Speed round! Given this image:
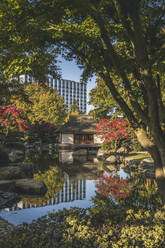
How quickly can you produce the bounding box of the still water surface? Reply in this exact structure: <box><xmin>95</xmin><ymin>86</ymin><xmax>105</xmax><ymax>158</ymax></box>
<box><xmin>0</xmin><ymin>150</ymin><xmax>162</xmax><ymax>226</ymax></box>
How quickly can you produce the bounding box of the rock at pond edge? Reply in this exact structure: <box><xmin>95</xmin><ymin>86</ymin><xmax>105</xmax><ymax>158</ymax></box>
<box><xmin>14</xmin><ymin>179</ymin><xmax>47</xmax><ymax>195</ymax></box>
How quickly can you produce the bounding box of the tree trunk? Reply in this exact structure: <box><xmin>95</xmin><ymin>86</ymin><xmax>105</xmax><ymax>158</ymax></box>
<box><xmin>135</xmin><ymin>128</ymin><xmax>165</xmax><ymax>204</ymax></box>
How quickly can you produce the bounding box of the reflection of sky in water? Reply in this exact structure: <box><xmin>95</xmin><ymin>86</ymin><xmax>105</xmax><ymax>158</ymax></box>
<box><xmin>117</xmin><ymin>167</ymin><xmax>129</xmax><ymax>179</ymax></box>
<box><xmin>0</xmin><ymin>180</ymin><xmax>97</xmax><ymax>226</ymax></box>
<box><xmin>0</xmin><ymin>148</ymin><xmax>129</xmax><ymax>226</ymax></box>
<box><xmin>103</xmin><ymin>167</ymin><xmax>129</xmax><ymax>179</ymax></box>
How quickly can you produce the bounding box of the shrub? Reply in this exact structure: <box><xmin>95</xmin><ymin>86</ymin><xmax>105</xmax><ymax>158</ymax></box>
<box><xmin>1</xmin><ymin>206</ymin><xmax>165</xmax><ymax>248</ymax></box>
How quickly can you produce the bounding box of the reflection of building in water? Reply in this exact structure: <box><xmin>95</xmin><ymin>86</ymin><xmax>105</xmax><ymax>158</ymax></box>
<box><xmin>59</xmin><ymin>151</ymin><xmax>74</xmax><ymax>164</ymax></box>
<box><xmin>59</xmin><ymin>151</ymin><xmax>98</xmax><ymax>164</ymax></box>
<box><xmin>5</xmin><ymin>173</ymin><xmax>86</xmax><ymax>211</ymax></box>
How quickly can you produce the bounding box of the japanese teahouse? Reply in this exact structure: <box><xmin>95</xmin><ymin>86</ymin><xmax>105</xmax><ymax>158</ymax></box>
<box><xmin>57</xmin><ymin>115</ymin><xmax>102</xmax><ymax>146</ymax></box>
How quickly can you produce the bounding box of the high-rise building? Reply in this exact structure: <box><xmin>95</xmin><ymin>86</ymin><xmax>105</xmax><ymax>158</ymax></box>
<box><xmin>5</xmin><ymin>173</ymin><xmax>86</xmax><ymax>211</ymax></box>
<box><xmin>19</xmin><ymin>75</ymin><xmax>87</xmax><ymax>113</ymax></box>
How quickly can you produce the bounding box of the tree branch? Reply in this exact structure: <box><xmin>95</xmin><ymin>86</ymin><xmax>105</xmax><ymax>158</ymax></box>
<box><xmin>100</xmin><ymin>71</ymin><xmax>139</xmax><ymax>128</ymax></box>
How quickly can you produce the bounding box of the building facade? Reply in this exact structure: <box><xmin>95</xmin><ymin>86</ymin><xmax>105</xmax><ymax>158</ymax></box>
<box><xmin>57</xmin><ymin>115</ymin><xmax>102</xmax><ymax>145</ymax></box>
<box><xmin>19</xmin><ymin>75</ymin><xmax>87</xmax><ymax>113</ymax></box>
<box><xmin>5</xmin><ymin>173</ymin><xmax>86</xmax><ymax>211</ymax></box>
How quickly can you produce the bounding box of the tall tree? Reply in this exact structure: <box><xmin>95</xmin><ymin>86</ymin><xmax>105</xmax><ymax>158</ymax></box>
<box><xmin>68</xmin><ymin>99</ymin><xmax>81</xmax><ymax>115</ymax></box>
<box><xmin>31</xmin><ymin>0</ymin><xmax>165</xmax><ymax>182</ymax></box>
<box><xmin>0</xmin><ymin>0</ymin><xmax>60</xmax><ymax>87</ymax></box>
<box><xmin>2</xmin><ymin>0</ymin><xmax>165</xmax><ymax>197</ymax></box>
<box><xmin>11</xmin><ymin>83</ymin><xmax>67</xmax><ymax>127</ymax></box>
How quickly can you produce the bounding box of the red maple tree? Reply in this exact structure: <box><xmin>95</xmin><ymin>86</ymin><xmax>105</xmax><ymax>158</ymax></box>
<box><xmin>96</xmin><ymin>118</ymin><xmax>130</xmax><ymax>143</ymax></box>
<box><xmin>0</xmin><ymin>105</ymin><xmax>28</xmax><ymax>133</ymax></box>
<box><xmin>96</xmin><ymin>173</ymin><xmax>131</xmax><ymax>199</ymax></box>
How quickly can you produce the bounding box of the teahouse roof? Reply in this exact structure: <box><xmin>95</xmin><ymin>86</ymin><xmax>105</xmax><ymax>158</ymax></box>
<box><xmin>57</xmin><ymin>115</ymin><xmax>98</xmax><ymax>134</ymax></box>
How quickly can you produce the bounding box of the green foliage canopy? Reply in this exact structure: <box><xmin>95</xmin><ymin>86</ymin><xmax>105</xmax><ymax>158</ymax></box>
<box><xmin>10</xmin><ymin>83</ymin><xmax>67</xmax><ymax>127</ymax></box>
<box><xmin>1</xmin><ymin>0</ymin><xmax>165</xmax><ymax>178</ymax></box>
<box><xmin>32</xmin><ymin>0</ymin><xmax>165</xmax><ymax>179</ymax></box>
<box><xmin>68</xmin><ymin>99</ymin><xmax>81</xmax><ymax>115</ymax></box>
<box><xmin>89</xmin><ymin>77</ymin><xmax>123</xmax><ymax>120</ymax></box>
<box><xmin>0</xmin><ymin>0</ymin><xmax>60</xmax><ymax>84</ymax></box>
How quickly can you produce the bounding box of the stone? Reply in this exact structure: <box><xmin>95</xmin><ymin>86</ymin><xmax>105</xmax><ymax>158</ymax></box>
<box><xmin>0</xmin><ymin>180</ymin><xmax>15</xmax><ymax>191</ymax></box>
<box><xmin>106</xmin><ymin>165</ymin><xmax>116</xmax><ymax>171</ymax></box>
<box><xmin>93</xmin><ymin>158</ymin><xmax>100</xmax><ymax>164</ymax></box>
<box><xmin>0</xmin><ymin>191</ymin><xmax>20</xmax><ymax>209</ymax></box>
<box><xmin>105</xmin><ymin>155</ymin><xmax>117</xmax><ymax>164</ymax></box>
<box><xmin>0</xmin><ymin>146</ymin><xmax>9</xmax><ymax>166</ymax></box>
<box><xmin>139</xmin><ymin>158</ymin><xmax>154</xmax><ymax>169</ymax></box>
<box><xmin>97</xmin><ymin>148</ymin><xmax>105</xmax><ymax>158</ymax></box>
<box><xmin>97</xmin><ymin>148</ymin><xmax>111</xmax><ymax>160</ymax></box>
<box><xmin>73</xmin><ymin>149</ymin><xmax>87</xmax><ymax>156</ymax></box>
<box><xmin>124</xmin><ymin>158</ymin><xmax>142</xmax><ymax>167</ymax></box>
<box><xmin>14</xmin><ymin>179</ymin><xmax>47</xmax><ymax>195</ymax></box>
<box><xmin>145</xmin><ymin>171</ymin><xmax>155</xmax><ymax>179</ymax></box>
<box><xmin>0</xmin><ymin>164</ymin><xmax>33</xmax><ymax>180</ymax></box>
<box><xmin>8</xmin><ymin>149</ymin><xmax>24</xmax><ymax>163</ymax></box>
<box><xmin>116</xmin><ymin>147</ymin><xmax>128</xmax><ymax>154</ymax></box>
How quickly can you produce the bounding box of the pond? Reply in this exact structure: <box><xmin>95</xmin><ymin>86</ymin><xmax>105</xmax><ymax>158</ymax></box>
<box><xmin>0</xmin><ymin>148</ymin><xmax>163</xmax><ymax>226</ymax></box>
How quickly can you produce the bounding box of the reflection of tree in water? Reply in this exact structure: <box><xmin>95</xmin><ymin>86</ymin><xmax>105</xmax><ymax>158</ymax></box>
<box><xmin>24</xmin><ymin>151</ymin><xmax>59</xmax><ymax>173</ymax></box>
<box><xmin>96</xmin><ymin>174</ymin><xmax>131</xmax><ymax>199</ymax></box>
<box><xmin>22</xmin><ymin>166</ymin><xmax>64</xmax><ymax>205</ymax></box>
<box><xmin>122</xmin><ymin>168</ymin><xmax>163</xmax><ymax>209</ymax></box>
<box><xmin>95</xmin><ymin>171</ymin><xmax>162</xmax><ymax>209</ymax></box>
<box><xmin>123</xmin><ymin>177</ymin><xmax>162</xmax><ymax>210</ymax></box>
<box><xmin>91</xmin><ymin>171</ymin><xmax>163</xmax><ymax>228</ymax></box>
<box><xmin>69</xmin><ymin>179</ymin><xmax>78</xmax><ymax>191</ymax></box>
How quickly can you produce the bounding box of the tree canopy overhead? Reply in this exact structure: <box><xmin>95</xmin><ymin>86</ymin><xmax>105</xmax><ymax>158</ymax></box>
<box><xmin>36</xmin><ymin>0</ymin><xmax>165</xmax><ymax>179</ymax></box>
<box><xmin>1</xmin><ymin>0</ymin><xmax>165</xmax><ymax>185</ymax></box>
<box><xmin>0</xmin><ymin>0</ymin><xmax>61</xmax><ymax>84</ymax></box>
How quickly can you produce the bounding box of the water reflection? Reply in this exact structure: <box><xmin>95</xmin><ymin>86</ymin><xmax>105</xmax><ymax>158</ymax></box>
<box><xmin>96</xmin><ymin>174</ymin><xmax>131</xmax><ymax>199</ymax></box>
<box><xmin>59</xmin><ymin>150</ymin><xmax>99</xmax><ymax>165</ymax></box>
<box><xmin>5</xmin><ymin>173</ymin><xmax>86</xmax><ymax>211</ymax></box>
<box><xmin>0</xmin><ymin>151</ymin><xmax>102</xmax><ymax>225</ymax></box>
<box><xmin>0</xmin><ymin>149</ymin><xmax>164</xmax><ymax>226</ymax></box>
<box><xmin>59</xmin><ymin>151</ymin><xmax>74</xmax><ymax>164</ymax></box>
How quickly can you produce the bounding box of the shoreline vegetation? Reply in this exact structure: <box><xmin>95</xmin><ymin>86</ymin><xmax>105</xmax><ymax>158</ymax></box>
<box><xmin>0</xmin><ymin>203</ymin><xmax>164</xmax><ymax>248</ymax></box>
<box><xmin>0</xmin><ymin>151</ymin><xmax>164</xmax><ymax>248</ymax></box>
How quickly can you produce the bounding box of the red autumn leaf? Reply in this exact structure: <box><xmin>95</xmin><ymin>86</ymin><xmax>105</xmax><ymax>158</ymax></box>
<box><xmin>96</xmin><ymin>118</ymin><xmax>130</xmax><ymax>143</ymax></box>
<box><xmin>96</xmin><ymin>174</ymin><xmax>131</xmax><ymax>199</ymax></box>
<box><xmin>0</xmin><ymin>105</ymin><xmax>28</xmax><ymax>132</ymax></box>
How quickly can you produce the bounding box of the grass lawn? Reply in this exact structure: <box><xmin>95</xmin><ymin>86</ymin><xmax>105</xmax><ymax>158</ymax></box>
<box><xmin>125</xmin><ymin>152</ymin><xmax>151</xmax><ymax>161</ymax></box>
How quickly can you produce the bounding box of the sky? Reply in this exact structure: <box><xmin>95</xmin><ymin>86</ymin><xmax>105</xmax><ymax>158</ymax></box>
<box><xmin>58</xmin><ymin>58</ymin><xmax>96</xmax><ymax>113</ymax></box>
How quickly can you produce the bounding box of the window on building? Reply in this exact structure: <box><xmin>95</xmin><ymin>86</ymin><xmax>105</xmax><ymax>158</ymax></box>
<box><xmin>74</xmin><ymin>134</ymin><xmax>94</xmax><ymax>144</ymax></box>
<box><xmin>55</xmin><ymin>79</ymin><xmax>57</xmax><ymax>87</ymax></box>
<box><xmin>29</xmin><ymin>76</ymin><xmax>32</xmax><ymax>83</ymax></box>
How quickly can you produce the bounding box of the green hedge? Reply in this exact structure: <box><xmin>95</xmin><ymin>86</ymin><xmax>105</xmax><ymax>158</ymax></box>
<box><xmin>1</xmin><ymin>205</ymin><xmax>165</xmax><ymax>248</ymax></box>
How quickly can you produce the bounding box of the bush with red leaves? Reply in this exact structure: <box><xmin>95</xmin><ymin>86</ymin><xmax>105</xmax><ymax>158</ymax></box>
<box><xmin>0</xmin><ymin>105</ymin><xmax>28</xmax><ymax>133</ymax></box>
<box><xmin>96</xmin><ymin>173</ymin><xmax>131</xmax><ymax>199</ymax></box>
<box><xmin>96</xmin><ymin>118</ymin><xmax>130</xmax><ymax>143</ymax></box>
